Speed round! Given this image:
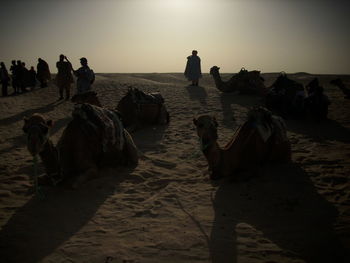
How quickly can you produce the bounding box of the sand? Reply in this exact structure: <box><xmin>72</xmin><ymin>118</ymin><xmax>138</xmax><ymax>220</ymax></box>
<box><xmin>0</xmin><ymin>72</ymin><xmax>349</xmax><ymax>263</ymax></box>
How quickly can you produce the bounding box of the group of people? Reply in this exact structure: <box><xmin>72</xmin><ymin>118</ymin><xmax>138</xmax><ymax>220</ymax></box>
<box><xmin>0</xmin><ymin>55</ymin><xmax>95</xmax><ymax>100</ymax></box>
<box><xmin>56</xmin><ymin>55</ymin><xmax>95</xmax><ymax>100</ymax></box>
<box><xmin>0</xmin><ymin>58</ymin><xmax>51</xmax><ymax>96</ymax></box>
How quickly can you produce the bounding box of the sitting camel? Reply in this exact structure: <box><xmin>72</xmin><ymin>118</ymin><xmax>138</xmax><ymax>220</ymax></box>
<box><xmin>304</xmin><ymin>78</ymin><xmax>331</xmax><ymax>121</ymax></box>
<box><xmin>71</xmin><ymin>91</ymin><xmax>102</xmax><ymax>107</ymax></box>
<box><xmin>330</xmin><ymin>78</ymin><xmax>350</xmax><ymax>99</ymax></box>
<box><xmin>23</xmin><ymin>104</ymin><xmax>138</xmax><ymax>188</ymax></box>
<box><xmin>265</xmin><ymin>72</ymin><xmax>305</xmax><ymax>118</ymax></box>
<box><xmin>117</xmin><ymin>87</ymin><xmax>170</xmax><ymax>131</ymax></box>
<box><xmin>193</xmin><ymin>107</ymin><xmax>291</xmax><ymax>180</ymax></box>
<box><xmin>209</xmin><ymin>66</ymin><xmax>267</xmax><ymax>95</ymax></box>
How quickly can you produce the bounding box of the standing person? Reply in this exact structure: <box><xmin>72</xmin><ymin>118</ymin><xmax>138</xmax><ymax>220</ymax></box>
<box><xmin>28</xmin><ymin>66</ymin><xmax>37</xmax><ymax>90</ymax></box>
<box><xmin>56</xmin><ymin>54</ymin><xmax>73</xmax><ymax>100</ymax></box>
<box><xmin>16</xmin><ymin>60</ymin><xmax>25</xmax><ymax>93</ymax></box>
<box><xmin>21</xmin><ymin>62</ymin><xmax>30</xmax><ymax>92</ymax></box>
<box><xmin>184</xmin><ymin>50</ymin><xmax>202</xmax><ymax>86</ymax></box>
<box><xmin>37</xmin><ymin>58</ymin><xmax>51</xmax><ymax>88</ymax></box>
<box><xmin>70</xmin><ymin>57</ymin><xmax>95</xmax><ymax>94</ymax></box>
<box><xmin>0</xmin><ymin>62</ymin><xmax>10</xmax><ymax>96</ymax></box>
<box><xmin>10</xmin><ymin>60</ymin><xmax>18</xmax><ymax>94</ymax></box>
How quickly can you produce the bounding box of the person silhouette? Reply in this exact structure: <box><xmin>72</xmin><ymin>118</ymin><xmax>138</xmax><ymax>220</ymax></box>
<box><xmin>28</xmin><ymin>66</ymin><xmax>37</xmax><ymax>90</ymax></box>
<box><xmin>70</xmin><ymin>57</ymin><xmax>95</xmax><ymax>94</ymax></box>
<box><xmin>184</xmin><ymin>50</ymin><xmax>202</xmax><ymax>86</ymax></box>
<box><xmin>37</xmin><ymin>58</ymin><xmax>51</xmax><ymax>88</ymax></box>
<box><xmin>0</xmin><ymin>62</ymin><xmax>10</xmax><ymax>96</ymax></box>
<box><xmin>10</xmin><ymin>60</ymin><xmax>18</xmax><ymax>94</ymax></box>
<box><xmin>56</xmin><ymin>54</ymin><xmax>73</xmax><ymax>100</ymax></box>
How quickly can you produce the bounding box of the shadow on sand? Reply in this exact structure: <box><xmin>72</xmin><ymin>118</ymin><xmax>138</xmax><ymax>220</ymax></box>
<box><xmin>0</xmin><ymin>100</ymin><xmax>65</xmax><ymax>126</ymax></box>
<box><xmin>131</xmin><ymin>125</ymin><xmax>168</xmax><ymax>154</ymax></box>
<box><xmin>0</xmin><ymin>169</ymin><xmax>135</xmax><ymax>263</ymax></box>
<box><xmin>210</xmin><ymin>163</ymin><xmax>347</xmax><ymax>263</ymax></box>
<box><xmin>0</xmin><ymin>116</ymin><xmax>71</xmax><ymax>156</ymax></box>
<box><xmin>185</xmin><ymin>85</ymin><xmax>208</xmax><ymax>105</ymax></box>
<box><xmin>286</xmin><ymin>119</ymin><xmax>350</xmax><ymax>143</ymax></box>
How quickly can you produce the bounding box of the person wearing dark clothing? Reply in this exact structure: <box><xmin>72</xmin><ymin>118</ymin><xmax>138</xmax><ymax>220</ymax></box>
<box><xmin>56</xmin><ymin>54</ymin><xmax>73</xmax><ymax>100</ymax></box>
<box><xmin>10</xmin><ymin>60</ymin><xmax>19</xmax><ymax>94</ymax></box>
<box><xmin>20</xmin><ymin>62</ymin><xmax>30</xmax><ymax>92</ymax></box>
<box><xmin>28</xmin><ymin>66</ymin><xmax>37</xmax><ymax>90</ymax></box>
<box><xmin>0</xmin><ymin>62</ymin><xmax>10</xmax><ymax>96</ymax></box>
<box><xmin>37</xmin><ymin>58</ymin><xmax>51</xmax><ymax>88</ymax></box>
<box><xmin>184</xmin><ymin>50</ymin><xmax>202</xmax><ymax>86</ymax></box>
<box><xmin>71</xmin><ymin>57</ymin><xmax>95</xmax><ymax>94</ymax></box>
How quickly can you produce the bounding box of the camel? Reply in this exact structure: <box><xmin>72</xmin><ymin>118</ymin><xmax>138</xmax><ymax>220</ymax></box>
<box><xmin>330</xmin><ymin>78</ymin><xmax>350</xmax><ymax>99</ymax></box>
<box><xmin>193</xmin><ymin>107</ymin><xmax>291</xmax><ymax>180</ymax></box>
<box><xmin>71</xmin><ymin>91</ymin><xmax>102</xmax><ymax>107</ymax></box>
<box><xmin>117</xmin><ymin>87</ymin><xmax>170</xmax><ymax>131</ymax></box>
<box><xmin>23</xmin><ymin>104</ymin><xmax>138</xmax><ymax>188</ymax></box>
<box><xmin>209</xmin><ymin>66</ymin><xmax>267</xmax><ymax>95</ymax></box>
<box><xmin>265</xmin><ymin>72</ymin><xmax>305</xmax><ymax>118</ymax></box>
<box><xmin>304</xmin><ymin>78</ymin><xmax>331</xmax><ymax>121</ymax></box>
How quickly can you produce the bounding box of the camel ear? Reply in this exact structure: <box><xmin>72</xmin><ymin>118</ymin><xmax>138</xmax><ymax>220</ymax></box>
<box><xmin>193</xmin><ymin>118</ymin><xmax>197</xmax><ymax>126</ymax></box>
<box><xmin>46</xmin><ymin>120</ymin><xmax>53</xmax><ymax>128</ymax></box>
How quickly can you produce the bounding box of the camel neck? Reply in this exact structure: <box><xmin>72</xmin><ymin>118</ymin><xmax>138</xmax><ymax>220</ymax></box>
<box><xmin>202</xmin><ymin>141</ymin><xmax>222</xmax><ymax>169</ymax></box>
<box><xmin>212</xmin><ymin>71</ymin><xmax>223</xmax><ymax>88</ymax></box>
<box><xmin>39</xmin><ymin>139</ymin><xmax>60</xmax><ymax>177</ymax></box>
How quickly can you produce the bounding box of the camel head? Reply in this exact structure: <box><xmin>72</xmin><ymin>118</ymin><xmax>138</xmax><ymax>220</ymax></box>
<box><xmin>209</xmin><ymin>66</ymin><xmax>220</xmax><ymax>75</ymax></box>
<box><xmin>23</xmin><ymin>114</ymin><xmax>53</xmax><ymax>156</ymax></box>
<box><xmin>193</xmin><ymin>115</ymin><xmax>218</xmax><ymax>149</ymax></box>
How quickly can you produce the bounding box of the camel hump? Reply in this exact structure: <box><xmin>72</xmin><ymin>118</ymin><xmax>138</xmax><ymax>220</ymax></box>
<box><xmin>129</xmin><ymin>87</ymin><xmax>165</xmax><ymax>104</ymax></box>
<box><xmin>247</xmin><ymin>107</ymin><xmax>287</xmax><ymax>142</ymax></box>
<box><xmin>72</xmin><ymin>103</ymin><xmax>125</xmax><ymax>152</ymax></box>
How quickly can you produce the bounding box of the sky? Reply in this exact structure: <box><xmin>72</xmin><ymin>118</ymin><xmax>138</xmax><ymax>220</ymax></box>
<box><xmin>0</xmin><ymin>0</ymin><xmax>349</xmax><ymax>74</ymax></box>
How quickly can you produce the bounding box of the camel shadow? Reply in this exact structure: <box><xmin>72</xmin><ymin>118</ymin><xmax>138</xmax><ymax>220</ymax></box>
<box><xmin>0</xmin><ymin>100</ymin><xmax>65</xmax><ymax>126</ymax></box>
<box><xmin>0</xmin><ymin>169</ymin><xmax>134</xmax><ymax>263</ymax></box>
<box><xmin>286</xmin><ymin>119</ymin><xmax>350</xmax><ymax>143</ymax></box>
<box><xmin>185</xmin><ymin>85</ymin><xmax>208</xmax><ymax>106</ymax></box>
<box><xmin>131</xmin><ymin>125</ymin><xmax>168</xmax><ymax>153</ymax></box>
<box><xmin>210</xmin><ymin>163</ymin><xmax>348</xmax><ymax>263</ymax></box>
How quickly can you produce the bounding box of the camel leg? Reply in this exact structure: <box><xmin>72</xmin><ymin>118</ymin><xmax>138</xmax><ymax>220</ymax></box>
<box><xmin>123</xmin><ymin>130</ymin><xmax>139</xmax><ymax>166</ymax></box>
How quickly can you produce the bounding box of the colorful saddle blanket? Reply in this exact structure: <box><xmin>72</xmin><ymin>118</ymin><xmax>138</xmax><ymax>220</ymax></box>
<box><xmin>72</xmin><ymin>103</ymin><xmax>124</xmax><ymax>152</ymax></box>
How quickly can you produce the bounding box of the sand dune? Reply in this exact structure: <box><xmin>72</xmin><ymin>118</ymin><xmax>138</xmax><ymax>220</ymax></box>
<box><xmin>0</xmin><ymin>73</ymin><xmax>349</xmax><ymax>262</ymax></box>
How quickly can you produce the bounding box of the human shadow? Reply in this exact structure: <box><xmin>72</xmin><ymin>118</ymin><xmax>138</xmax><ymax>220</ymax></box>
<box><xmin>286</xmin><ymin>119</ymin><xmax>350</xmax><ymax>143</ymax></box>
<box><xmin>185</xmin><ymin>85</ymin><xmax>208</xmax><ymax>106</ymax></box>
<box><xmin>210</xmin><ymin>163</ymin><xmax>348</xmax><ymax>263</ymax></box>
<box><xmin>0</xmin><ymin>100</ymin><xmax>64</xmax><ymax>126</ymax></box>
<box><xmin>0</xmin><ymin>168</ymin><xmax>135</xmax><ymax>263</ymax></box>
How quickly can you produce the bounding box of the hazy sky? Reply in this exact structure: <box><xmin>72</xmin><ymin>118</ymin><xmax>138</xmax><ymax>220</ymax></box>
<box><xmin>0</xmin><ymin>0</ymin><xmax>349</xmax><ymax>74</ymax></box>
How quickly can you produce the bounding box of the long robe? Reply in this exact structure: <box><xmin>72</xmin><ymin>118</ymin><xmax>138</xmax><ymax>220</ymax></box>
<box><xmin>184</xmin><ymin>55</ymin><xmax>202</xmax><ymax>81</ymax></box>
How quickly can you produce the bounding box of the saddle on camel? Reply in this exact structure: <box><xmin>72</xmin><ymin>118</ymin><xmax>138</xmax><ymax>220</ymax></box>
<box><xmin>71</xmin><ymin>90</ymin><xmax>102</xmax><ymax>107</ymax></box>
<box><xmin>117</xmin><ymin>87</ymin><xmax>170</xmax><ymax>131</ymax></box>
<box><xmin>265</xmin><ymin>72</ymin><xmax>305</xmax><ymax>118</ymax></box>
<box><xmin>23</xmin><ymin>103</ymin><xmax>138</xmax><ymax>189</ymax></box>
<box><xmin>193</xmin><ymin>107</ymin><xmax>291</xmax><ymax>180</ymax></box>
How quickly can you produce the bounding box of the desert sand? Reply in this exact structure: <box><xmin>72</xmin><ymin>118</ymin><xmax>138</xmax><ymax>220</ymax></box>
<box><xmin>0</xmin><ymin>72</ymin><xmax>349</xmax><ymax>263</ymax></box>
